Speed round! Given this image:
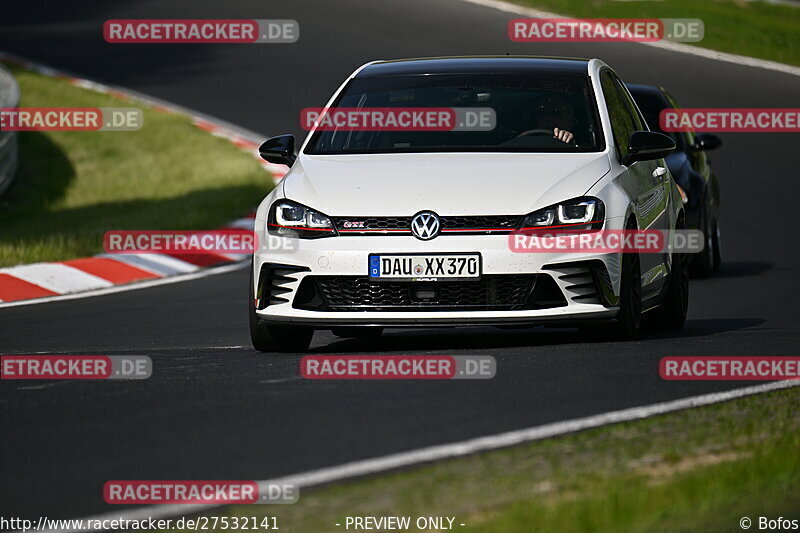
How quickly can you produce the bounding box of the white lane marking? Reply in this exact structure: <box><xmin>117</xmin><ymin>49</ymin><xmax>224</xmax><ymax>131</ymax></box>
<box><xmin>0</xmin><ymin>263</ymin><xmax>113</xmax><ymax>293</ymax></box>
<box><xmin>16</xmin><ymin>382</ymin><xmax>72</xmax><ymax>391</ymax></box>
<box><xmin>260</xmin><ymin>161</ymin><xmax>290</xmax><ymax>178</ymax></box>
<box><xmin>259</xmin><ymin>376</ymin><xmax>303</xmax><ymax>384</ymax></box>
<box><xmin>0</xmin><ymin>262</ymin><xmax>247</xmax><ymax>309</ymax></box>
<box><xmin>37</xmin><ymin>379</ymin><xmax>800</xmax><ymax>532</ymax></box>
<box><xmin>460</xmin><ymin>0</ymin><xmax>800</xmax><ymax>77</ymax></box>
<box><xmin>95</xmin><ymin>254</ymin><xmax>171</xmax><ymax>276</ymax></box>
<box><xmin>129</xmin><ymin>254</ymin><xmax>200</xmax><ymax>273</ymax></box>
<box><xmin>97</xmin><ymin>253</ymin><xmax>200</xmax><ymax>275</ymax></box>
<box><xmin>201</xmin><ymin>346</ymin><xmax>244</xmax><ymax>350</ymax></box>
<box><xmin>219</xmin><ymin>253</ymin><xmax>250</xmax><ymax>261</ymax></box>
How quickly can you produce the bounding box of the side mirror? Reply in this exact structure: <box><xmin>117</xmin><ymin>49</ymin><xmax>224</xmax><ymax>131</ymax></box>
<box><xmin>693</xmin><ymin>133</ymin><xmax>722</xmax><ymax>152</ymax></box>
<box><xmin>623</xmin><ymin>130</ymin><xmax>676</xmax><ymax>166</ymax></box>
<box><xmin>259</xmin><ymin>134</ymin><xmax>296</xmax><ymax>167</ymax></box>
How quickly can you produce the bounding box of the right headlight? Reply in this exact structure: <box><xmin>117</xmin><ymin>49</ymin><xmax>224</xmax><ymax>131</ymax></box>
<box><xmin>268</xmin><ymin>200</ymin><xmax>336</xmax><ymax>239</ymax></box>
<box><xmin>519</xmin><ymin>197</ymin><xmax>605</xmax><ymax>231</ymax></box>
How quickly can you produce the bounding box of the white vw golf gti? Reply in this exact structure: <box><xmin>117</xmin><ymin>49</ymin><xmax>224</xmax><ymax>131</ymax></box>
<box><xmin>250</xmin><ymin>56</ymin><xmax>688</xmax><ymax>352</ymax></box>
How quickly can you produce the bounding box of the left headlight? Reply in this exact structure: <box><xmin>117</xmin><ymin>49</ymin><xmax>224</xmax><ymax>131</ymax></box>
<box><xmin>519</xmin><ymin>197</ymin><xmax>605</xmax><ymax>231</ymax></box>
<box><xmin>268</xmin><ymin>200</ymin><xmax>336</xmax><ymax>238</ymax></box>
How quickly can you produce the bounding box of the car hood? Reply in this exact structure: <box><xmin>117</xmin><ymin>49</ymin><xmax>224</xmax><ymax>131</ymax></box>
<box><xmin>281</xmin><ymin>152</ymin><xmax>611</xmax><ymax>216</ymax></box>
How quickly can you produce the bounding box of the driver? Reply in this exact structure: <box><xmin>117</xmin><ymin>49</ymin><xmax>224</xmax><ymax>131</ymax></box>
<box><xmin>532</xmin><ymin>94</ymin><xmax>575</xmax><ymax>144</ymax></box>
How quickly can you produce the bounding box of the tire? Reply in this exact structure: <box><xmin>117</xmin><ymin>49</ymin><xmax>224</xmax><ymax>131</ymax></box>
<box><xmin>606</xmin><ymin>248</ymin><xmax>643</xmax><ymax>340</ymax></box>
<box><xmin>691</xmin><ymin>195</ymin><xmax>714</xmax><ymax>278</ymax></box>
<box><xmin>250</xmin><ymin>317</ymin><xmax>313</xmax><ymax>353</ymax></box>
<box><xmin>653</xmin><ymin>241</ymin><xmax>690</xmax><ymax>331</ymax></box>
<box><xmin>249</xmin><ymin>261</ymin><xmax>313</xmax><ymax>353</ymax></box>
<box><xmin>711</xmin><ymin>218</ymin><xmax>722</xmax><ymax>270</ymax></box>
<box><xmin>331</xmin><ymin>327</ymin><xmax>384</xmax><ymax>338</ymax></box>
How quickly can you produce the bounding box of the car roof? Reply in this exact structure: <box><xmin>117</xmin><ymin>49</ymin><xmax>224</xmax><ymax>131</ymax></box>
<box><xmin>355</xmin><ymin>56</ymin><xmax>592</xmax><ymax>78</ymax></box>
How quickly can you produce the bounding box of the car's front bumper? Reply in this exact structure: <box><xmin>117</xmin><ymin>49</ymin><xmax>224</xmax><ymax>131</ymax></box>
<box><xmin>252</xmin><ymin>228</ymin><xmax>624</xmax><ymax>328</ymax></box>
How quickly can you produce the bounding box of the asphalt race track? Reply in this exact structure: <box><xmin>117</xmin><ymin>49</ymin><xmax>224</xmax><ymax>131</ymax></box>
<box><xmin>1</xmin><ymin>0</ymin><xmax>799</xmax><ymax>520</ymax></box>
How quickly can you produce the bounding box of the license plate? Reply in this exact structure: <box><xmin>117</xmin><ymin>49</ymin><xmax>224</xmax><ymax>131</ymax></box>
<box><xmin>368</xmin><ymin>253</ymin><xmax>481</xmax><ymax>281</ymax></box>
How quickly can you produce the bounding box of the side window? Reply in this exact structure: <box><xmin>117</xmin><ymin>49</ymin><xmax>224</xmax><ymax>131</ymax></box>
<box><xmin>600</xmin><ymin>70</ymin><xmax>637</xmax><ymax>163</ymax></box>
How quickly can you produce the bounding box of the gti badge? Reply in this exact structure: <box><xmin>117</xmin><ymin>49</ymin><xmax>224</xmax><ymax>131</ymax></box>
<box><xmin>411</xmin><ymin>211</ymin><xmax>441</xmax><ymax>240</ymax></box>
<box><xmin>342</xmin><ymin>220</ymin><xmax>365</xmax><ymax>228</ymax></box>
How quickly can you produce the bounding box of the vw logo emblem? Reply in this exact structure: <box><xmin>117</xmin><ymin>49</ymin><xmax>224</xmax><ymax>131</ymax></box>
<box><xmin>411</xmin><ymin>211</ymin><xmax>441</xmax><ymax>240</ymax></box>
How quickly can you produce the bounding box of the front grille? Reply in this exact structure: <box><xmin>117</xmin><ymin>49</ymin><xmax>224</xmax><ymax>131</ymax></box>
<box><xmin>440</xmin><ymin>215</ymin><xmax>523</xmax><ymax>233</ymax></box>
<box><xmin>293</xmin><ymin>274</ymin><xmax>567</xmax><ymax>312</ymax></box>
<box><xmin>331</xmin><ymin>215</ymin><xmax>523</xmax><ymax>236</ymax></box>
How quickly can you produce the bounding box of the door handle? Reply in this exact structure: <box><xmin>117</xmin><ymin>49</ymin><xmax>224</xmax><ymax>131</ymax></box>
<box><xmin>653</xmin><ymin>167</ymin><xmax>667</xmax><ymax>180</ymax></box>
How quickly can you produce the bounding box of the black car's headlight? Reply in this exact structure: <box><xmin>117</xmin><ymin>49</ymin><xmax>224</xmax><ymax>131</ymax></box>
<box><xmin>519</xmin><ymin>197</ymin><xmax>605</xmax><ymax>231</ymax></box>
<box><xmin>268</xmin><ymin>200</ymin><xmax>336</xmax><ymax>238</ymax></box>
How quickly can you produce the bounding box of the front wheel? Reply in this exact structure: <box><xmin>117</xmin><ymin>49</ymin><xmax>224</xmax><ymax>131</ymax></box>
<box><xmin>249</xmin><ymin>261</ymin><xmax>313</xmax><ymax>353</ymax></box>
<box><xmin>653</xmin><ymin>250</ymin><xmax>690</xmax><ymax>330</ymax></box>
<box><xmin>250</xmin><ymin>317</ymin><xmax>314</xmax><ymax>353</ymax></box>
<box><xmin>607</xmin><ymin>250</ymin><xmax>642</xmax><ymax>340</ymax></box>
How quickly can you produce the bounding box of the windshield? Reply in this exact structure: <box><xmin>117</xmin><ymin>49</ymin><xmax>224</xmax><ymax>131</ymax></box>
<box><xmin>304</xmin><ymin>73</ymin><xmax>604</xmax><ymax>154</ymax></box>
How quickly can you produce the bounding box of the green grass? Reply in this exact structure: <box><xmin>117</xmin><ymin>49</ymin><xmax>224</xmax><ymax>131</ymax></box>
<box><xmin>0</xmin><ymin>65</ymin><xmax>273</xmax><ymax>267</ymax></box>
<box><xmin>200</xmin><ymin>385</ymin><xmax>800</xmax><ymax>533</ymax></box>
<box><xmin>508</xmin><ymin>0</ymin><xmax>800</xmax><ymax>67</ymax></box>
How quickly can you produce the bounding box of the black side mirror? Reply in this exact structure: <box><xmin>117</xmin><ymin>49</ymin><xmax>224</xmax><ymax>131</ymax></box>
<box><xmin>259</xmin><ymin>134</ymin><xmax>296</xmax><ymax>167</ymax></box>
<box><xmin>623</xmin><ymin>130</ymin><xmax>676</xmax><ymax>166</ymax></box>
<box><xmin>693</xmin><ymin>133</ymin><xmax>722</xmax><ymax>152</ymax></box>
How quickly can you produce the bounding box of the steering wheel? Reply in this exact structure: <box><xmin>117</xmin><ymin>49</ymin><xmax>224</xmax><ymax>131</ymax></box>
<box><xmin>513</xmin><ymin>128</ymin><xmax>554</xmax><ymax>139</ymax></box>
<box><xmin>510</xmin><ymin>128</ymin><xmax>579</xmax><ymax>148</ymax></box>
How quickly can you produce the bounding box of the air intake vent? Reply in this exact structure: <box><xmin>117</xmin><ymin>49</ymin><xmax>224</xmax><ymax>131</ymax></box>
<box><xmin>256</xmin><ymin>263</ymin><xmax>310</xmax><ymax>309</ymax></box>
<box><xmin>543</xmin><ymin>260</ymin><xmax>616</xmax><ymax>307</ymax></box>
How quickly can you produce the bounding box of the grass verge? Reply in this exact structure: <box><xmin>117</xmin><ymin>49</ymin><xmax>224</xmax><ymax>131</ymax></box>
<box><xmin>0</xmin><ymin>65</ymin><xmax>272</xmax><ymax>267</ymax></box>
<box><xmin>205</xmin><ymin>385</ymin><xmax>800</xmax><ymax>533</ymax></box>
<box><xmin>506</xmin><ymin>0</ymin><xmax>800</xmax><ymax>67</ymax></box>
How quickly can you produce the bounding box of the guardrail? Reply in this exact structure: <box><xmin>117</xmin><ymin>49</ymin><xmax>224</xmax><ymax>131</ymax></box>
<box><xmin>0</xmin><ymin>62</ymin><xmax>20</xmax><ymax>196</ymax></box>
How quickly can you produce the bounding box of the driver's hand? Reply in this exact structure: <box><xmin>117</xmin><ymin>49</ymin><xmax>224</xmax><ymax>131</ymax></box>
<box><xmin>553</xmin><ymin>128</ymin><xmax>574</xmax><ymax>144</ymax></box>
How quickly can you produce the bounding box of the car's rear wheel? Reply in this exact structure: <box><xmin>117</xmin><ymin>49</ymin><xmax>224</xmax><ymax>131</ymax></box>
<box><xmin>711</xmin><ymin>218</ymin><xmax>722</xmax><ymax>270</ymax></box>
<box><xmin>331</xmin><ymin>327</ymin><xmax>384</xmax><ymax>338</ymax></box>
<box><xmin>249</xmin><ymin>261</ymin><xmax>313</xmax><ymax>353</ymax></box>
